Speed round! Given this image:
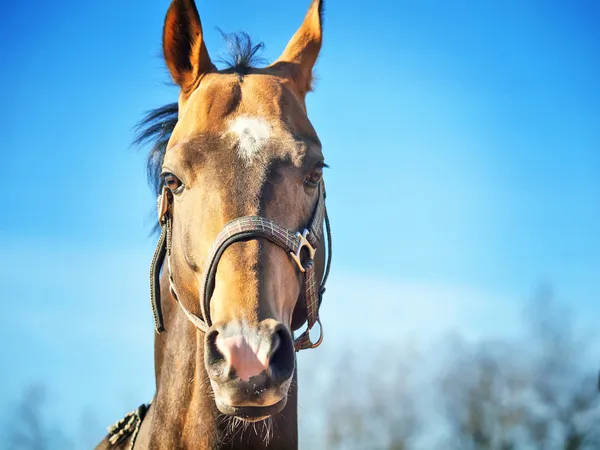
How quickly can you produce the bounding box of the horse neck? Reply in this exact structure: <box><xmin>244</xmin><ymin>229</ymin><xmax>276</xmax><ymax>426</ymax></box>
<box><xmin>146</xmin><ymin>275</ymin><xmax>299</xmax><ymax>450</ymax></box>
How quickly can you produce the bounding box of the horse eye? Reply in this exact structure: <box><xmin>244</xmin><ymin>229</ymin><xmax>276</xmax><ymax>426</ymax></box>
<box><xmin>304</xmin><ymin>167</ymin><xmax>323</xmax><ymax>188</ymax></box>
<box><xmin>164</xmin><ymin>173</ymin><xmax>182</xmax><ymax>192</ymax></box>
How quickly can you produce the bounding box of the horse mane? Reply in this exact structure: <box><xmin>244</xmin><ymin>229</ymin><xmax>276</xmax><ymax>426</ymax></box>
<box><xmin>134</xmin><ymin>102</ymin><xmax>179</xmax><ymax>196</ymax></box>
<box><xmin>216</xmin><ymin>31</ymin><xmax>267</xmax><ymax>75</ymax></box>
<box><xmin>134</xmin><ymin>32</ymin><xmax>266</xmax><ymax>197</ymax></box>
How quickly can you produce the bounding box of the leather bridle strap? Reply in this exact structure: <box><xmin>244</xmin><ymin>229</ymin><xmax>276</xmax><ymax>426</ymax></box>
<box><xmin>149</xmin><ymin>224</ymin><xmax>167</xmax><ymax>333</ymax></box>
<box><xmin>149</xmin><ymin>181</ymin><xmax>331</xmax><ymax>351</ymax></box>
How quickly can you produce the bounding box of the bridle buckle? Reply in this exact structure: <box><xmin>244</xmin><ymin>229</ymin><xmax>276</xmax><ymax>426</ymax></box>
<box><xmin>290</xmin><ymin>229</ymin><xmax>316</xmax><ymax>273</ymax></box>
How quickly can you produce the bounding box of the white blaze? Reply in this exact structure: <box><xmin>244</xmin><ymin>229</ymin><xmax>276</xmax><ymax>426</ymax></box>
<box><xmin>228</xmin><ymin>116</ymin><xmax>271</xmax><ymax>163</ymax></box>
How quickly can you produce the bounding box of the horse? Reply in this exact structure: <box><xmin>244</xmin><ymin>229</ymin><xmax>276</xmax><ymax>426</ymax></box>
<box><xmin>96</xmin><ymin>0</ymin><xmax>332</xmax><ymax>448</ymax></box>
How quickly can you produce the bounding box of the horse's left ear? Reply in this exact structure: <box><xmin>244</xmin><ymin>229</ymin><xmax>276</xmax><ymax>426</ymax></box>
<box><xmin>272</xmin><ymin>0</ymin><xmax>323</xmax><ymax>94</ymax></box>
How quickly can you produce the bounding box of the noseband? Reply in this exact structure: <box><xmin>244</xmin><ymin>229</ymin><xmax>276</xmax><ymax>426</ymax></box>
<box><xmin>149</xmin><ymin>181</ymin><xmax>331</xmax><ymax>351</ymax></box>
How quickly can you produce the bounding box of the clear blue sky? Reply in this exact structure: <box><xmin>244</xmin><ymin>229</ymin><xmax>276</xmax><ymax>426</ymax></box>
<box><xmin>1</xmin><ymin>0</ymin><xmax>599</xmax><ymax>447</ymax></box>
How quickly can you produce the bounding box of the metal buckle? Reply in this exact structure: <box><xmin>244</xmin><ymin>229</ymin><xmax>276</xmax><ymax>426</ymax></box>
<box><xmin>290</xmin><ymin>229</ymin><xmax>316</xmax><ymax>273</ymax></box>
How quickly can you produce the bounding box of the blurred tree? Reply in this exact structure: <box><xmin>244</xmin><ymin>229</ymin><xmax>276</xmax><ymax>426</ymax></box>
<box><xmin>316</xmin><ymin>286</ymin><xmax>599</xmax><ymax>450</ymax></box>
<box><xmin>3</xmin><ymin>385</ymin><xmax>72</xmax><ymax>450</ymax></box>
<box><xmin>522</xmin><ymin>285</ymin><xmax>600</xmax><ymax>450</ymax></box>
<box><xmin>320</xmin><ymin>344</ymin><xmax>422</xmax><ymax>450</ymax></box>
<box><xmin>439</xmin><ymin>342</ymin><xmax>528</xmax><ymax>450</ymax></box>
<box><xmin>437</xmin><ymin>285</ymin><xmax>599</xmax><ymax>450</ymax></box>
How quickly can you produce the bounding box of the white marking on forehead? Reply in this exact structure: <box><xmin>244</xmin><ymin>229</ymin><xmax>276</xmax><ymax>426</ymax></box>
<box><xmin>228</xmin><ymin>116</ymin><xmax>271</xmax><ymax>164</ymax></box>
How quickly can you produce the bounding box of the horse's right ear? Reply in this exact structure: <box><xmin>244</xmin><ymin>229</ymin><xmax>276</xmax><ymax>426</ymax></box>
<box><xmin>163</xmin><ymin>0</ymin><xmax>215</xmax><ymax>93</ymax></box>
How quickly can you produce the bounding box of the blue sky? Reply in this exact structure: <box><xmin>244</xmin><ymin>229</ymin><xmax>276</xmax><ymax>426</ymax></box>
<box><xmin>1</xmin><ymin>0</ymin><xmax>599</xmax><ymax>447</ymax></box>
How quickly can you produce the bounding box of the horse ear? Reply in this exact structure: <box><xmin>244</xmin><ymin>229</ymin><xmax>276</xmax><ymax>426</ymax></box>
<box><xmin>163</xmin><ymin>0</ymin><xmax>215</xmax><ymax>93</ymax></box>
<box><xmin>272</xmin><ymin>0</ymin><xmax>323</xmax><ymax>94</ymax></box>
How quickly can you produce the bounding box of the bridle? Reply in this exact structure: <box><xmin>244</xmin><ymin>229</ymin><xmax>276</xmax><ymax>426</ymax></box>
<box><xmin>148</xmin><ymin>180</ymin><xmax>332</xmax><ymax>351</ymax></box>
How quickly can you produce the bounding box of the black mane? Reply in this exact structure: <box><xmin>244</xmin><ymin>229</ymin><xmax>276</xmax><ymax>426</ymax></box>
<box><xmin>216</xmin><ymin>31</ymin><xmax>267</xmax><ymax>76</ymax></box>
<box><xmin>134</xmin><ymin>33</ymin><xmax>266</xmax><ymax>197</ymax></box>
<box><xmin>134</xmin><ymin>102</ymin><xmax>179</xmax><ymax>197</ymax></box>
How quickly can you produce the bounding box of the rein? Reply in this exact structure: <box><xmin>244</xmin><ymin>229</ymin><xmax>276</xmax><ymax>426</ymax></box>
<box><xmin>148</xmin><ymin>181</ymin><xmax>331</xmax><ymax>351</ymax></box>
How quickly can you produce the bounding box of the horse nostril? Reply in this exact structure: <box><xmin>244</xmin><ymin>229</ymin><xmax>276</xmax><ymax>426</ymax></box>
<box><xmin>268</xmin><ymin>327</ymin><xmax>295</xmax><ymax>382</ymax></box>
<box><xmin>205</xmin><ymin>329</ymin><xmax>224</xmax><ymax>366</ymax></box>
<box><xmin>269</xmin><ymin>329</ymin><xmax>282</xmax><ymax>356</ymax></box>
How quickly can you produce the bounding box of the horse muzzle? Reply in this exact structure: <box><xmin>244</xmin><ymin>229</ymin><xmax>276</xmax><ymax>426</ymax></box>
<box><xmin>204</xmin><ymin>319</ymin><xmax>295</xmax><ymax>419</ymax></box>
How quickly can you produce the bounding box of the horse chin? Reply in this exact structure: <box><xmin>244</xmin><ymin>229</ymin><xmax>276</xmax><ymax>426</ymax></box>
<box><xmin>215</xmin><ymin>395</ymin><xmax>288</xmax><ymax>421</ymax></box>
